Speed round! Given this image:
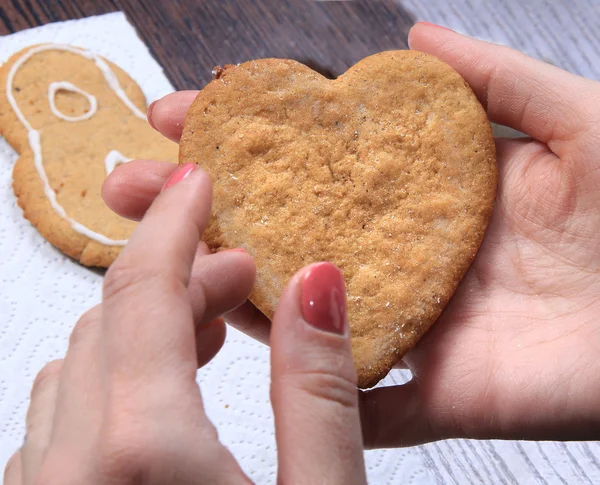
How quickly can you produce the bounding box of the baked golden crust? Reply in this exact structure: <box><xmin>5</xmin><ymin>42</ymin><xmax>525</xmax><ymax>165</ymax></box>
<box><xmin>0</xmin><ymin>44</ymin><xmax>178</xmax><ymax>267</ymax></box>
<box><xmin>180</xmin><ymin>50</ymin><xmax>497</xmax><ymax>388</ymax></box>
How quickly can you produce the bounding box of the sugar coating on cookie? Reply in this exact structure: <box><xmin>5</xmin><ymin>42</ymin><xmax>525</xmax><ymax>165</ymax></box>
<box><xmin>0</xmin><ymin>44</ymin><xmax>178</xmax><ymax>267</ymax></box>
<box><xmin>180</xmin><ymin>51</ymin><xmax>497</xmax><ymax>388</ymax></box>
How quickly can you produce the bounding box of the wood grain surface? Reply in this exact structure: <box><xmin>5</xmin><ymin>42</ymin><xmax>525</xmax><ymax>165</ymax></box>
<box><xmin>0</xmin><ymin>0</ymin><xmax>414</xmax><ymax>88</ymax></box>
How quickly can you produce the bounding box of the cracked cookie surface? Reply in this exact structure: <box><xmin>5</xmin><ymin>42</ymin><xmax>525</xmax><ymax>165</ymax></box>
<box><xmin>180</xmin><ymin>50</ymin><xmax>497</xmax><ymax>388</ymax></box>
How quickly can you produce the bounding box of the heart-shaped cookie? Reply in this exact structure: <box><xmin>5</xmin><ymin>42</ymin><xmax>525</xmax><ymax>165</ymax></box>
<box><xmin>180</xmin><ymin>50</ymin><xmax>497</xmax><ymax>388</ymax></box>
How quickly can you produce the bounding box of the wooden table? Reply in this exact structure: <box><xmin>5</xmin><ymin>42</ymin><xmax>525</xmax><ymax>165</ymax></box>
<box><xmin>0</xmin><ymin>0</ymin><xmax>414</xmax><ymax>88</ymax></box>
<box><xmin>2</xmin><ymin>1</ymin><xmax>600</xmax><ymax>484</ymax></box>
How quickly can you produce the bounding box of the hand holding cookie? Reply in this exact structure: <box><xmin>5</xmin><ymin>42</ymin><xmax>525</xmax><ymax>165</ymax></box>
<box><xmin>103</xmin><ymin>23</ymin><xmax>600</xmax><ymax>447</ymax></box>
<box><xmin>4</xmin><ymin>165</ymin><xmax>367</xmax><ymax>485</ymax></box>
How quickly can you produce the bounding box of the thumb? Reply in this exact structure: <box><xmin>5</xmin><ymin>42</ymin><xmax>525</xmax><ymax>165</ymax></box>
<box><xmin>270</xmin><ymin>263</ymin><xmax>367</xmax><ymax>485</ymax></box>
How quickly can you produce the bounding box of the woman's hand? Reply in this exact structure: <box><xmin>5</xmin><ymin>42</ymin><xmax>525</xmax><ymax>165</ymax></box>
<box><xmin>103</xmin><ymin>22</ymin><xmax>600</xmax><ymax>448</ymax></box>
<box><xmin>4</xmin><ymin>167</ymin><xmax>366</xmax><ymax>484</ymax></box>
<box><xmin>358</xmin><ymin>23</ymin><xmax>600</xmax><ymax>447</ymax></box>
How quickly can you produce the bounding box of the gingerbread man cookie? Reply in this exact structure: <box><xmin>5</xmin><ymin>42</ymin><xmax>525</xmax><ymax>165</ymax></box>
<box><xmin>0</xmin><ymin>44</ymin><xmax>178</xmax><ymax>267</ymax></box>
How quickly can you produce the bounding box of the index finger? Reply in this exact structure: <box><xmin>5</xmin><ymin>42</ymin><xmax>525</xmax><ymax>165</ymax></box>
<box><xmin>102</xmin><ymin>164</ymin><xmax>211</xmax><ymax>382</ymax></box>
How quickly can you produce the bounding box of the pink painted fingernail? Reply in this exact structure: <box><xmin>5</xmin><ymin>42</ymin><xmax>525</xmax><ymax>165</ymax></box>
<box><xmin>147</xmin><ymin>100</ymin><xmax>157</xmax><ymax>130</ymax></box>
<box><xmin>301</xmin><ymin>263</ymin><xmax>347</xmax><ymax>335</ymax></box>
<box><xmin>418</xmin><ymin>21</ymin><xmax>454</xmax><ymax>32</ymax></box>
<box><xmin>224</xmin><ymin>248</ymin><xmax>246</xmax><ymax>253</ymax></box>
<box><xmin>162</xmin><ymin>163</ymin><xmax>196</xmax><ymax>191</ymax></box>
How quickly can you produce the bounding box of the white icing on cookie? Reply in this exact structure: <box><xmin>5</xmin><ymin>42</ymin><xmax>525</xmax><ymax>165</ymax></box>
<box><xmin>48</xmin><ymin>81</ymin><xmax>98</xmax><ymax>122</ymax></box>
<box><xmin>104</xmin><ymin>150</ymin><xmax>132</xmax><ymax>176</ymax></box>
<box><xmin>6</xmin><ymin>44</ymin><xmax>147</xmax><ymax>246</ymax></box>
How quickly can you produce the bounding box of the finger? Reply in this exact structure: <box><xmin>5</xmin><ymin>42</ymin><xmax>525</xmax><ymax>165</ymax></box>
<box><xmin>408</xmin><ymin>22</ymin><xmax>597</xmax><ymax>148</ymax></box>
<box><xmin>36</xmin><ymin>309</ymin><xmax>106</xmax><ymax>484</ymax></box>
<box><xmin>3</xmin><ymin>451</ymin><xmax>22</xmax><ymax>485</ymax></box>
<box><xmin>102</xmin><ymin>160</ymin><xmax>177</xmax><ymax>221</ymax></box>
<box><xmin>21</xmin><ymin>359</ymin><xmax>63</xmax><ymax>485</ymax></box>
<box><xmin>104</xmin><ymin>161</ymin><xmax>262</xmax><ymax>344</ymax></box>
<box><xmin>103</xmin><ymin>156</ymin><xmax>261</xmax><ymax>335</ymax></box>
<box><xmin>359</xmin><ymin>380</ymin><xmax>440</xmax><ymax>448</ymax></box>
<box><xmin>102</xmin><ymin>165</ymin><xmax>213</xmax><ymax>382</ymax></box>
<box><xmin>223</xmin><ymin>300</ymin><xmax>271</xmax><ymax>346</ymax></box>
<box><xmin>48</xmin><ymin>307</ymin><xmax>104</xmax><ymax>449</ymax></box>
<box><xmin>188</xmin><ymin>249</ymin><xmax>255</xmax><ymax>325</ymax></box>
<box><xmin>104</xmin><ymin>162</ymin><xmax>258</xmax><ymax>323</ymax></box>
<box><xmin>271</xmin><ymin>263</ymin><xmax>366</xmax><ymax>485</ymax></box>
<box><xmin>148</xmin><ymin>91</ymin><xmax>199</xmax><ymax>142</ymax></box>
<box><xmin>195</xmin><ymin>318</ymin><xmax>227</xmax><ymax>368</ymax></box>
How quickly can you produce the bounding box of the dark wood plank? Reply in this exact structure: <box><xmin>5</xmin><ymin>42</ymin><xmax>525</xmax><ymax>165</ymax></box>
<box><xmin>0</xmin><ymin>0</ymin><xmax>415</xmax><ymax>90</ymax></box>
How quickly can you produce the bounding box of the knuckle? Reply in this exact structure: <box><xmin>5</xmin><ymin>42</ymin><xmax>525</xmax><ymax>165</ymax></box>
<box><xmin>96</xmin><ymin>398</ymin><xmax>218</xmax><ymax>480</ymax></box>
<box><xmin>103</xmin><ymin>259</ymin><xmax>147</xmax><ymax>301</ymax></box>
<box><xmin>300</xmin><ymin>371</ymin><xmax>358</xmax><ymax>409</ymax></box>
<box><xmin>3</xmin><ymin>451</ymin><xmax>20</xmax><ymax>482</ymax></box>
<box><xmin>31</xmin><ymin>359</ymin><xmax>63</xmax><ymax>399</ymax></box>
<box><xmin>274</xmin><ymin>347</ymin><xmax>360</xmax><ymax>410</ymax></box>
<box><xmin>280</xmin><ymin>364</ymin><xmax>359</xmax><ymax>411</ymax></box>
<box><xmin>99</xmin><ymin>433</ymin><xmax>158</xmax><ymax>479</ymax></box>
<box><xmin>69</xmin><ymin>306</ymin><xmax>100</xmax><ymax>347</ymax></box>
<box><xmin>35</xmin><ymin>452</ymin><xmax>81</xmax><ymax>485</ymax></box>
<box><xmin>99</xmin><ymin>440</ymin><xmax>146</xmax><ymax>479</ymax></box>
<box><xmin>97</xmin><ymin>407</ymin><xmax>160</xmax><ymax>479</ymax></box>
<box><xmin>103</xmin><ymin>258</ymin><xmax>182</xmax><ymax>303</ymax></box>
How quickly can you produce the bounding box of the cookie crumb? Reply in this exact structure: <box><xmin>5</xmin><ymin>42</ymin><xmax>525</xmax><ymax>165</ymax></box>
<box><xmin>212</xmin><ymin>64</ymin><xmax>236</xmax><ymax>80</ymax></box>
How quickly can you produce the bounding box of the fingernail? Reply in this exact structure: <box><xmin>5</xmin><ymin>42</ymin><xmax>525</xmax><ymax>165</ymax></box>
<box><xmin>162</xmin><ymin>163</ymin><xmax>196</xmax><ymax>191</ymax></box>
<box><xmin>223</xmin><ymin>248</ymin><xmax>246</xmax><ymax>253</ymax></box>
<box><xmin>147</xmin><ymin>100</ymin><xmax>157</xmax><ymax>130</ymax></box>
<box><xmin>418</xmin><ymin>21</ymin><xmax>454</xmax><ymax>32</ymax></box>
<box><xmin>301</xmin><ymin>262</ymin><xmax>347</xmax><ymax>335</ymax></box>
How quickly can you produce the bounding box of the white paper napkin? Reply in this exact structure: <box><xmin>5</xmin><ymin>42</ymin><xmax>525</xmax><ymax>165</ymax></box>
<box><xmin>0</xmin><ymin>12</ymin><xmax>424</xmax><ymax>484</ymax></box>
